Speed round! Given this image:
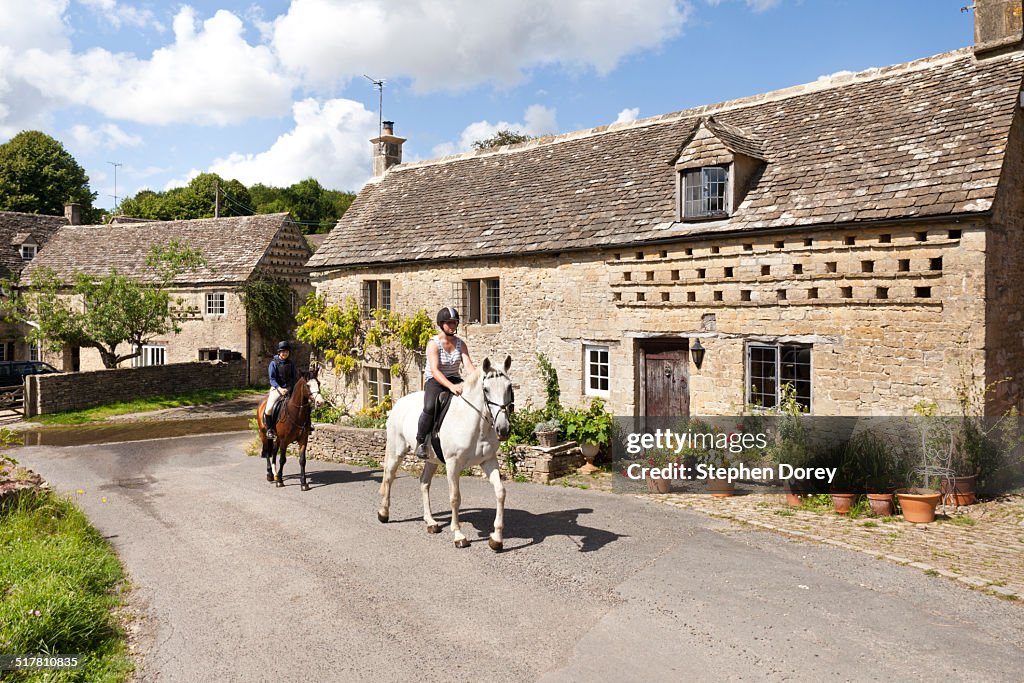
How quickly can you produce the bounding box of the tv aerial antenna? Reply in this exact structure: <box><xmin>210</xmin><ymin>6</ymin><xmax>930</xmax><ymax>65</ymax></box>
<box><xmin>364</xmin><ymin>75</ymin><xmax>385</xmax><ymax>141</ymax></box>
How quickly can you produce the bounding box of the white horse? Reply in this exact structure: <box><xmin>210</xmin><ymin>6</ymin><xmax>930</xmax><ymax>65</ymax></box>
<box><xmin>378</xmin><ymin>356</ymin><xmax>514</xmax><ymax>551</ymax></box>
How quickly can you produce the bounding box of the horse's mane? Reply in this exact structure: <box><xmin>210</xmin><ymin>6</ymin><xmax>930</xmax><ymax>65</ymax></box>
<box><xmin>287</xmin><ymin>374</ymin><xmax>309</xmax><ymax>408</ymax></box>
<box><xmin>462</xmin><ymin>367</ymin><xmax>482</xmax><ymax>389</ymax></box>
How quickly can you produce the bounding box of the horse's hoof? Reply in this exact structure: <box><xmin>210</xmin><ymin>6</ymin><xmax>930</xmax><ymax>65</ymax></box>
<box><xmin>488</xmin><ymin>538</ymin><xmax>504</xmax><ymax>553</ymax></box>
<box><xmin>426</xmin><ymin>524</ymin><xmax>442</xmax><ymax>534</ymax></box>
<box><xmin>377</xmin><ymin>512</ymin><xmax>389</xmax><ymax>524</ymax></box>
<box><xmin>266</xmin><ymin>474</ymin><xmax>274</xmax><ymax>482</ymax></box>
<box><xmin>454</xmin><ymin>538</ymin><xmax>470</xmax><ymax>549</ymax></box>
<box><xmin>275</xmin><ymin>481</ymin><xmax>284</xmax><ymax>488</ymax></box>
<box><xmin>301</xmin><ymin>483</ymin><xmax>310</xmax><ymax>492</ymax></box>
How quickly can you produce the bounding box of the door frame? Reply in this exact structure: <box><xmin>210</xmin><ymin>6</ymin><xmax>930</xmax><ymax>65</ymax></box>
<box><xmin>638</xmin><ymin>337</ymin><xmax>692</xmax><ymax>418</ymax></box>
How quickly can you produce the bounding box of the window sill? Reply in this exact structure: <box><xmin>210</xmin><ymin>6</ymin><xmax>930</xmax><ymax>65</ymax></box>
<box><xmin>465</xmin><ymin>323</ymin><xmax>502</xmax><ymax>334</ymax></box>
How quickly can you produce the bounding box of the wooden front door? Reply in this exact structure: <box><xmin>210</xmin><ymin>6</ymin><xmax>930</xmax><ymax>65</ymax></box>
<box><xmin>645</xmin><ymin>349</ymin><xmax>689</xmax><ymax>417</ymax></box>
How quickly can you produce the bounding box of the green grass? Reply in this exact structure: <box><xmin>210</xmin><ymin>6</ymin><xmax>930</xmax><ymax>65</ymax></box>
<box><xmin>944</xmin><ymin>515</ymin><xmax>977</xmax><ymax>527</ymax></box>
<box><xmin>28</xmin><ymin>387</ymin><xmax>266</xmax><ymax>426</ymax></box>
<box><xmin>0</xmin><ymin>489</ymin><xmax>133</xmax><ymax>682</ymax></box>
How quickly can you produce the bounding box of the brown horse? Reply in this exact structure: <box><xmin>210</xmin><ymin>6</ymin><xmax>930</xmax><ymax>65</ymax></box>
<box><xmin>256</xmin><ymin>371</ymin><xmax>325</xmax><ymax>491</ymax></box>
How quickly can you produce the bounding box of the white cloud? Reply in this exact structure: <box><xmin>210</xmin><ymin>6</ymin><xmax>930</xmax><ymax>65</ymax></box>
<box><xmin>615</xmin><ymin>107</ymin><xmax>640</xmax><ymax>123</ymax></box>
<box><xmin>15</xmin><ymin>7</ymin><xmax>294</xmax><ymax>126</ymax></box>
<box><xmin>79</xmin><ymin>0</ymin><xmax>165</xmax><ymax>32</ymax></box>
<box><xmin>208</xmin><ymin>97</ymin><xmax>377</xmax><ymax>191</ymax></box>
<box><xmin>706</xmin><ymin>0</ymin><xmax>782</xmax><ymax>11</ymax></box>
<box><xmin>431</xmin><ymin>104</ymin><xmax>558</xmax><ymax>157</ymax></box>
<box><xmin>0</xmin><ymin>0</ymin><xmax>71</xmax><ymax>53</ymax></box>
<box><xmin>68</xmin><ymin>122</ymin><xmax>142</xmax><ymax>151</ymax></box>
<box><xmin>272</xmin><ymin>0</ymin><xmax>692</xmax><ymax>91</ymax></box>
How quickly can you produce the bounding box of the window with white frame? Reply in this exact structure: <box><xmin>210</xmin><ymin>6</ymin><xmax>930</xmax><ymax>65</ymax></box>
<box><xmin>20</xmin><ymin>244</ymin><xmax>37</xmax><ymax>261</ymax></box>
<box><xmin>366</xmin><ymin>366</ymin><xmax>392</xmax><ymax>406</ymax></box>
<box><xmin>584</xmin><ymin>345</ymin><xmax>610</xmax><ymax>397</ymax></box>
<box><xmin>361</xmin><ymin>280</ymin><xmax>391</xmax><ymax>318</ymax></box>
<box><xmin>747</xmin><ymin>343</ymin><xmax>811</xmax><ymax>412</ymax></box>
<box><xmin>206</xmin><ymin>292</ymin><xmax>226</xmax><ymax>315</ymax></box>
<box><xmin>459</xmin><ymin>278</ymin><xmax>501</xmax><ymax>324</ymax></box>
<box><xmin>133</xmin><ymin>344</ymin><xmax>167</xmax><ymax>367</ymax></box>
<box><xmin>29</xmin><ymin>343</ymin><xmax>39</xmax><ymax>362</ymax></box>
<box><xmin>682</xmin><ymin>165</ymin><xmax>730</xmax><ymax>220</ymax></box>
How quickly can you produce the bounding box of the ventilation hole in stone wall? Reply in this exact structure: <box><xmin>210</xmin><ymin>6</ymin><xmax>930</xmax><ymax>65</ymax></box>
<box><xmin>613</xmin><ymin>292</ymin><xmax>622</xmax><ymax>301</ymax></box>
<box><xmin>915</xmin><ymin>232</ymin><xmax>928</xmax><ymax>242</ymax></box>
<box><xmin>915</xmin><ymin>286</ymin><xmax>932</xmax><ymax>298</ymax></box>
<box><xmin>841</xmin><ymin>286</ymin><xmax>853</xmax><ymax>298</ymax></box>
<box><xmin>724</xmin><ymin>266</ymin><xmax>734</xmax><ymax>278</ymax></box>
<box><xmin>636</xmin><ymin>251</ymin><xmax>645</xmax><ymax>259</ymax></box>
<box><xmin>646</xmin><ymin>271</ymin><xmax>655</xmax><ymax>281</ymax></box>
<box><xmin>623</xmin><ymin>272</ymin><xmax>632</xmax><ymax>281</ymax></box>
<box><xmin>899</xmin><ymin>259</ymin><xmax>910</xmax><ymax>272</ymax></box>
<box><xmin>877</xmin><ymin>287</ymin><xmax>889</xmax><ymax>299</ymax></box>
<box><xmin>685</xmin><ymin>247</ymin><xmax>693</xmax><ymax>256</ymax></box>
<box><xmin>660</xmin><ymin>250</ymin><xmax>668</xmax><ymax>258</ymax></box>
<box><xmin>741</xmin><ymin>290</ymin><xmax>751</xmax><ymax>301</ymax></box>
<box><xmin>804</xmin><ymin>238</ymin><xmax>813</xmax><ymax>246</ymax></box>
<box><xmin>948</xmin><ymin>229</ymin><xmax>962</xmax><ymax>239</ymax></box>
<box><xmin>861</xmin><ymin>260</ymin><xmax>874</xmax><ymax>273</ymax></box>
<box><xmin>826</xmin><ymin>262</ymin><xmax>837</xmax><ymax>273</ymax></box>
<box><xmin>930</xmin><ymin>257</ymin><xmax>943</xmax><ymax>271</ymax></box>
<box><xmin>687</xmin><ymin>291</ymin><xmax>696</xmax><ymax>302</ymax></box>
<box><xmin>711</xmin><ymin>246</ymin><xmax>721</xmax><ymax>254</ymax></box>
<box><xmin>774</xmin><ymin>240</ymin><xmax>785</xmax><ymax>249</ymax></box>
<box><xmin>762</xmin><ymin>265</ymin><xmax>771</xmax><ymax>276</ymax></box>
<box><xmin>808</xmin><ymin>287</ymin><xmax>819</xmax><ymax>299</ymax></box>
<box><xmin>743</xmin><ymin>244</ymin><xmax>753</xmax><ymax>251</ymax></box>
<box><xmin>697</xmin><ymin>268</ymin><xmax>706</xmax><ymax>278</ymax></box>
<box><xmin>844</xmin><ymin>236</ymin><xmax>856</xmax><ymax>246</ymax></box>
<box><xmin>661</xmin><ymin>292</ymin><xmax>670</xmax><ymax>302</ymax></box>
<box><xmin>777</xmin><ymin>289</ymin><xmax>787</xmax><ymax>301</ymax></box>
<box><xmin>713</xmin><ymin>291</ymin><xmax>723</xmax><ymax>301</ymax></box>
<box><xmin>637</xmin><ymin>292</ymin><xmax>646</xmax><ymax>302</ymax></box>
<box><xmin>879</xmin><ymin>234</ymin><xmax>892</xmax><ymax>243</ymax></box>
<box><xmin>793</xmin><ymin>264</ymin><xmax>803</xmax><ymax>274</ymax></box>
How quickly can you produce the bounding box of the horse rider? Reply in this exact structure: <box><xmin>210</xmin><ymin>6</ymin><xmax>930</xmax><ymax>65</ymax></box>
<box><xmin>414</xmin><ymin>307</ymin><xmax>477</xmax><ymax>459</ymax></box>
<box><xmin>265</xmin><ymin>340</ymin><xmax>297</xmax><ymax>442</ymax></box>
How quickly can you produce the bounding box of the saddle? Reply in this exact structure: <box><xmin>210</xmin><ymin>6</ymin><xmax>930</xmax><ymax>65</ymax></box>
<box><xmin>427</xmin><ymin>391</ymin><xmax>456</xmax><ymax>463</ymax></box>
<box><xmin>267</xmin><ymin>398</ymin><xmax>286</xmax><ymax>429</ymax></box>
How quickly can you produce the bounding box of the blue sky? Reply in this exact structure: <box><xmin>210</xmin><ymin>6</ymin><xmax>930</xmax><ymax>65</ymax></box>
<box><xmin>0</xmin><ymin>1</ymin><xmax>978</xmax><ymax>211</ymax></box>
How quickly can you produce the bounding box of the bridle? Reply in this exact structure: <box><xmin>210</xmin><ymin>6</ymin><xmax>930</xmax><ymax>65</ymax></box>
<box><xmin>477</xmin><ymin>373</ymin><xmax>514</xmax><ymax>434</ymax></box>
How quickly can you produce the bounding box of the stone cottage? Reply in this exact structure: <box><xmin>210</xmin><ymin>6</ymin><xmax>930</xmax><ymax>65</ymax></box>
<box><xmin>307</xmin><ymin>2</ymin><xmax>1024</xmax><ymax>417</ymax></box>
<box><xmin>22</xmin><ymin>213</ymin><xmax>311</xmax><ymax>383</ymax></box>
<box><xmin>0</xmin><ymin>205</ymin><xmax>81</xmax><ymax>361</ymax></box>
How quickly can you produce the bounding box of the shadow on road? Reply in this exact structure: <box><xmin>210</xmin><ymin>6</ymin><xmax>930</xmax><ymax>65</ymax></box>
<box><xmin>392</xmin><ymin>506</ymin><xmax>627</xmax><ymax>553</ymax></box>
<box><xmin>279</xmin><ymin>467</ymin><xmax>381</xmax><ymax>489</ymax></box>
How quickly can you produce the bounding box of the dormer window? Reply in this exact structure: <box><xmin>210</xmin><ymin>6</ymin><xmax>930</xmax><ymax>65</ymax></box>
<box><xmin>20</xmin><ymin>244</ymin><xmax>37</xmax><ymax>261</ymax></box>
<box><xmin>682</xmin><ymin>166</ymin><xmax>730</xmax><ymax>219</ymax></box>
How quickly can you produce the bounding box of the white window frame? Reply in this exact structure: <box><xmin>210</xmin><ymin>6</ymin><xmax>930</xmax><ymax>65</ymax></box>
<box><xmin>20</xmin><ymin>244</ymin><xmax>37</xmax><ymax>261</ymax></box>
<box><xmin>366</xmin><ymin>366</ymin><xmax>392</xmax><ymax>406</ymax></box>
<box><xmin>680</xmin><ymin>164</ymin><xmax>731</xmax><ymax>220</ymax></box>
<box><xmin>206</xmin><ymin>292</ymin><xmax>226</xmax><ymax>315</ymax></box>
<box><xmin>584</xmin><ymin>344</ymin><xmax>610</xmax><ymax>397</ymax></box>
<box><xmin>133</xmin><ymin>344</ymin><xmax>167</xmax><ymax>367</ymax></box>
<box><xmin>746</xmin><ymin>343</ymin><xmax>812</xmax><ymax>412</ymax></box>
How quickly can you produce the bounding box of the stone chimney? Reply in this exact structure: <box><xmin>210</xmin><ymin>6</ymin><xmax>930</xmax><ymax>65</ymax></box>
<box><xmin>974</xmin><ymin>0</ymin><xmax>1023</xmax><ymax>57</ymax></box>
<box><xmin>370</xmin><ymin>120</ymin><xmax>406</xmax><ymax>177</ymax></box>
<box><xmin>64</xmin><ymin>202</ymin><xmax>81</xmax><ymax>225</ymax></box>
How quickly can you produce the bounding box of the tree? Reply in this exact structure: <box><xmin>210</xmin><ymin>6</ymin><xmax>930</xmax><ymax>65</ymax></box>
<box><xmin>4</xmin><ymin>241</ymin><xmax>206</xmax><ymax>368</ymax></box>
<box><xmin>472</xmin><ymin>129</ymin><xmax>535</xmax><ymax>150</ymax></box>
<box><xmin>0</xmin><ymin>131</ymin><xmax>100</xmax><ymax>222</ymax></box>
<box><xmin>238</xmin><ymin>277</ymin><xmax>295</xmax><ymax>354</ymax></box>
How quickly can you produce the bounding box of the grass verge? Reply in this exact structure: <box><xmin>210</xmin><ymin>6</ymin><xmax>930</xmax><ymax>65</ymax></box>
<box><xmin>28</xmin><ymin>387</ymin><xmax>266</xmax><ymax>426</ymax></box>
<box><xmin>0</xmin><ymin>489</ymin><xmax>133</xmax><ymax>682</ymax></box>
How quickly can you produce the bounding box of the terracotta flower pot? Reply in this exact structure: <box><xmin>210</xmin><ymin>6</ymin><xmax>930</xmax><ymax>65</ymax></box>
<box><xmin>646</xmin><ymin>475</ymin><xmax>671</xmax><ymax>494</ymax></box>
<box><xmin>785</xmin><ymin>492</ymin><xmax>805</xmax><ymax>507</ymax></box>
<box><xmin>866</xmin><ymin>493</ymin><xmax>895</xmax><ymax>517</ymax></box>
<box><xmin>709</xmin><ymin>479</ymin><xmax>735</xmax><ymax>497</ymax></box>
<box><xmin>896</xmin><ymin>488</ymin><xmax>941</xmax><ymax>524</ymax></box>
<box><xmin>940</xmin><ymin>475</ymin><xmax>977</xmax><ymax>507</ymax></box>
<box><xmin>831</xmin><ymin>492</ymin><xmax>857</xmax><ymax>514</ymax></box>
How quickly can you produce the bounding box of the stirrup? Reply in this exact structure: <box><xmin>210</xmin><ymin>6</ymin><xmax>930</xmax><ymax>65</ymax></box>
<box><xmin>415</xmin><ymin>441</ymin><xmax>429</xmax><ymax>459</ymax></box>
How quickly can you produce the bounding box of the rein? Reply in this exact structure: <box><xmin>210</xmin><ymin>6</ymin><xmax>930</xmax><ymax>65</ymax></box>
<box><xmin>458</xmin><ymin>375</ymin><xmax>513</xmax><ymax>434</ymax></box>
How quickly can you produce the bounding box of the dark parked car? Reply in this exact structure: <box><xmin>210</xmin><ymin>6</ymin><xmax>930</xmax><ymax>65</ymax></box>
<box><xmin>0</xmin><ymin>361</ymin><xmax>60</xmax><ymax>389</ymax></box>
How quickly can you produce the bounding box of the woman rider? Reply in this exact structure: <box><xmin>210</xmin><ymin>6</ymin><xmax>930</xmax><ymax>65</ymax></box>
<box><xmin>414</xmin><ymin>307</ymin><xmax>476</xmax><ymax>458</ymax></box>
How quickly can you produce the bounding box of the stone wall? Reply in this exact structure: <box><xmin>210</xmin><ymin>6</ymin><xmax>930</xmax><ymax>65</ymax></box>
<box><xmin>306</xmin><ymin>423</ymin><xmax>582</xmax><ymax>483</ymax></box>
<box><xmin>24</xmin><ymin>359</ymin><xmax>246</xmax><ymax>416</ymax></box>
<box><xmin>311</xmin><ymin>217</ymin><xmax>989</xmax><ymax>418</ymax></box>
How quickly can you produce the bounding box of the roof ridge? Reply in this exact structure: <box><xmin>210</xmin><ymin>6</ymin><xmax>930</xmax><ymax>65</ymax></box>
<box><xmin>394</xmin><ymin>47</ymin><xmax>981</xmax><ymax>172</ymax></box>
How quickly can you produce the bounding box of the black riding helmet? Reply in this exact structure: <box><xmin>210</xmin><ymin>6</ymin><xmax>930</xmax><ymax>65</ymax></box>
<box><xmin>277</xmin><ymin>340</ymin><xmax>292</xmax><ymax>352</ymax></box>
<box><xmin>436</xmin><ymin>307</ymin><xmax>460</xmax><ymax>336</ymax></box>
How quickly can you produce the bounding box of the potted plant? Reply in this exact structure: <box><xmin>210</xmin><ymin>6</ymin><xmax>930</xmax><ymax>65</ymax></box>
<box><xmin>561</xmin><ymin>398</ymin><xmax>615</xmax><ymax>473</ymax></box>
<box><xmin>848</xmin><ymin>428</ymin><xmax>910</xmax><ymax>516</ymax></box>
<box><xmin>534</xmin><ymin>418</ymin><xmax>561</xmax><ymax>448</ymax></box>
<box><xmin>897</xmin><ymin>402</ymin><xmax>947</xmax><ymax>523</ymax></box>
<box><xmin>643</xmin><ymin>447</ymin><xmax>676</xmax><ymax>494</ymax></box>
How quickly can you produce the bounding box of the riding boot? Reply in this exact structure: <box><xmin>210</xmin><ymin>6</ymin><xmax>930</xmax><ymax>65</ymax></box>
<box><xmin>266</xmin><ymin>415</ymin><xmax>276</xmax><ymax>442</ymax></box>
<box><xmin>415</xmin><ymin>439</ymin><xmax>429</xmax><ymax>459</ymax></box>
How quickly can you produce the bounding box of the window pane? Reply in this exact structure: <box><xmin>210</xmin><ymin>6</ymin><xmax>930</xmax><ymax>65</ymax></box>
<box><xmin>748</xmin><ymin>346</ymin><xmax>778</xmax><ymax>408</ymax></box>
<box><xmin>381</xmin><ymin>281</ymin><xmax>391</xmax><ymax>311</ymax></box>
<box><xmin>585</xmin><ymin>345</ymin><xmax>610</xmax><ymax>395</ymax></box>
<box><xmin>465</xmin><ymin>280</ymin><xmax>481</xmax><ymax>323</ymax></box>
<box><xmin>781</xmin><ymin>345</ymin><xmax>812</xmax><ymax>411</ymax></box>
<box><xmin>486</xmin><ymin>279</ymin><xmax>500</xmax><ymax>324</ymax></box>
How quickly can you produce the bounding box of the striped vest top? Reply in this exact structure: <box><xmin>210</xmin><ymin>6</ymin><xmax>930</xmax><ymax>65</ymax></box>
<box><xmin>424</xmin><ymin>336</ymin><xmax>462</xmax><ymax>382</ymax></box>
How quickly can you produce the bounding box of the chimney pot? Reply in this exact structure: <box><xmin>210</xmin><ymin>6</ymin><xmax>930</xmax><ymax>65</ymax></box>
<box><xmin>382</xmin><ymin>121</ymin><xmax>394</xmax><ymax>135</ymax></box>
<box><xmin>370</xmin><ymin>121</ymin><xmax>406</xmax><ymax>177</ymax></box>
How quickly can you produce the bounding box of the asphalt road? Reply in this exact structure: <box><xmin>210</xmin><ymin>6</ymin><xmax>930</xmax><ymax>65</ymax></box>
<box><xmin>16</xmin><ymin>432</ymin><xmax>1024</xmax><ymax>682</ymax></box>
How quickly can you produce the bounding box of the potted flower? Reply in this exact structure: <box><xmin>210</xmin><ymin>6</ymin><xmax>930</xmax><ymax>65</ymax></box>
<box><xmin>561</xmin><ymin>398</ymin><xmax>615</xmax><ymax>473</ymax></box>
<box><xmin>533</xmin><ymin>418</ymin><xmax>562</xmax><ymax>448</ymax></box>
<box><xmin>643</xmin><ymin>447</ymin><xmax>676</xmax><ymax>494</ymax></box>
<box><xmin>849</xmin><ymin>428</ymin><xmax>910</xmax><ymax>516</ymax></box>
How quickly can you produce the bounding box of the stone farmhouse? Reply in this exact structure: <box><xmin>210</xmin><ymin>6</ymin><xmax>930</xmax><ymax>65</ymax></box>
<box><xmin>22</xmin><ymin>213</ymin><xmax>311</xmax><ymax>383</ymax></box>
<box><xmin>307</xmin><ymin>2</ymin><xmax>1024</xmax><ymax>418</ymax></box>
<box><xmin>0</xmin><ymin>205</ymin><xmax>82</xmax><ymax>361</ymax></box>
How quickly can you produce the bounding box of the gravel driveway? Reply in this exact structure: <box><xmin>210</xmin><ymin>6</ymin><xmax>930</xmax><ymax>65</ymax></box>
<box><xmin>16</xmin><ymin>432</ymin><xmax>1024</xmax><ymax>682</ymax></box>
